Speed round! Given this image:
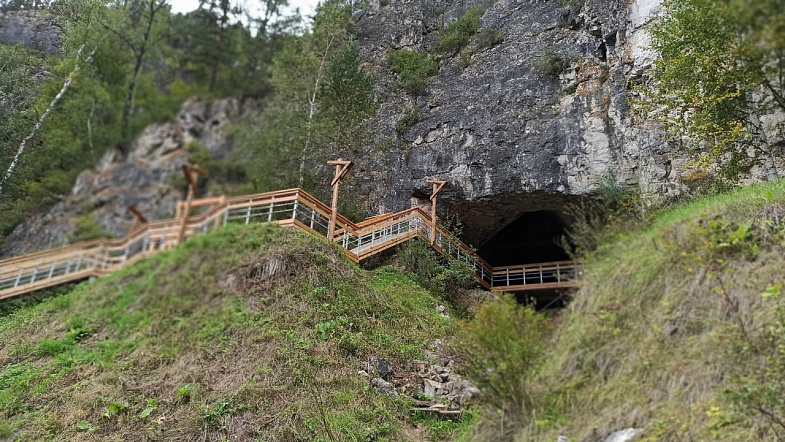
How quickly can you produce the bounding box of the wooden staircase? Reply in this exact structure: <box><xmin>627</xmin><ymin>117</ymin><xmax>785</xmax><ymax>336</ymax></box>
<box><xmin>0</xmin><ymin>188</ymin><xmax>578</xmax><ymax>301</ymax></box>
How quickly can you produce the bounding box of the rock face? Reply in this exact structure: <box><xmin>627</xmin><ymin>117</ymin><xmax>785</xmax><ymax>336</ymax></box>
<box><xmin>349</xmin><ymin>0</ymin><xmax>679</xmax><ymax>245</ymax></box>
<box><xmin>0</xmin><ymin>10</ymin><xmax>62</xmax><ymax>54</ymax></box>
<box><xmin>1</xmin><ymin>98</ymin><xmax>253</xmax><ymax>258</ymax></box>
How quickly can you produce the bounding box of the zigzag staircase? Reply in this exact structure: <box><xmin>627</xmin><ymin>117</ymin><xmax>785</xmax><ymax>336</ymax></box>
<box><xmin>0</xmin><ymin>188</ymin><xmax>578</xmax><ymax>301</ymax></box>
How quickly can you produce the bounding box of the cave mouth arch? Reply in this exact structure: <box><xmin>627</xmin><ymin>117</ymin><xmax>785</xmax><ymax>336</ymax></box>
<box><xmin>477</xmin><ymin>210</ymin><xmax>571</xmax><ymax>267</ymax></box>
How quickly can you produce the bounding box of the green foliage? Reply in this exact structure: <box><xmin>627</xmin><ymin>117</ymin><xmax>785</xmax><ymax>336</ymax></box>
<box><xmin>640</xmin><ymin>0</ymin><xmax>785</xmax><ymax>181</ymax></box>
<box><xmin>395</xmin><ymin>106</ymin><xmax>420</xmax><ymax>134</ymax></box>
<box><xmin>66</xmin><ymin>213</ymin><xmax>114</xmax><ymax>243</ymax></box>
<box><xmin>511</xmin><ymin>180</ymin><xmax>785</xmax><ymax>441</ymax></box>
<box><xmin>387</xmin><ymin>49</ymin><xmax>437</xmax><ymax>95</ymax></box>
<box><xmin>320</xmin><ymin>40</ymin><xmax>379</xmax><ymax>152</ymax></box>
<box><xmin>75</xmin><ymin>420</ymin><xmax>95</xmax><ymax>431</ymax></box>
<box><xmin>138</xmin><ymin>398</ymin><xmax>157</xmax><ymax>419</ymax></box>
<box><xmin>435</xmin><ymin>6</ymin><xmax>484</xmax><ymax>55</ymax></box>
<box><xmin>412</xmin><ymin>408</ymin><xmax>476</xmax><ymax>440</ymax></box>
<box><xmin>537</xmin><ymin>48</ymin><xmax>569</xmax><ymax>77</ymax></box>
<box><xmin>454</xmin><ymin>295</ymin><xmax>546</xmax><ymax>433</ymax></box>
<box><xmin>475</xmin><ymin>27</ymin><xmax>505</xmax><ymax>49</ymax></box>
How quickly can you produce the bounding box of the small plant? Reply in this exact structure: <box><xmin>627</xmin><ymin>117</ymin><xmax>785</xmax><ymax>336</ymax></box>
<box><xmin>139</xmin><ymin>398</ymin><xmax>157</xmax><ymax>419</ymax></box>
<box><xmin>537</xmin><ymin>48</ymin><xmax>569</xmax><ymax>77</ymax></box>
<box><xmin>101</xmin><ymin>402</ymin><xmax>127</xmax><ymax>419</ymax></box>
<box><xmin>387</xmin><ymin>49</ymin><xmax>437</xmax><ymax>95</ymax></box>
<box><xmin>76</xmin><ymin>420</ymin><xmax>95</xmax><ymax>431</ymax></box>
<box><xmin>67</xmin><ymin>213</ymin><xmax>114</xmax><ymax>243</ymax></box>
<box><xmin>202</xmin><ymin>400</ymin><xmax>237</xmax><ymax>427</ymax></box>
<box><xmin>395</xmin><ymin>107</ymin><xmax>420</xmax><ymax>134</ymax></box>
<box><xmin>476</xmin><ymin>27</ymin><xmax>504</xmax><ymax>49</ymax></box>
<box><xmin>435</xmin><ymin>6</ymin><xmax>485</xmax><ymax>55</ymax></box>
<box><xmin>175</xmin><ymin>384</ymin><xmax>192</xmax><ymax>402</ymax></box>
<box><xmin>379</xmin><ymin>0</ymin><xmax>390</xmax><ymax>6</ymax></box>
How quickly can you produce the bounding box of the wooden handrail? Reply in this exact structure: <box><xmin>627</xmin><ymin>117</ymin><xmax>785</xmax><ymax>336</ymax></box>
<box><xmin>0</xmin><ymin>187</ymin><xmax>579</xmax><ymax>300</ymax></box>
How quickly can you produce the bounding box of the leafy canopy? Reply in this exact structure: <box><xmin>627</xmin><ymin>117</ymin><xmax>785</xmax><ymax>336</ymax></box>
<box><xmin>641</xmin><ymin>0</ymin><xmax>785</xmax><ymax>181</ymax></box>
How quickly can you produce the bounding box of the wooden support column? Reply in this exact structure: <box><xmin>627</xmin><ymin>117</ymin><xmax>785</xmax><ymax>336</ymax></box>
<box><xmin>128</xmin><ymin>205</ymin><xmax>148</xmax><ymax>231</ymax></box>
<box><xmin>177</xmin><ymin>165</ymin><xmax>207</xmax><ymax>245</ymax></box>
<box><xmin>425</xmin><ymin>179</ymin><xmax>446</xmax><ymax>245</ymax></box>
<box><xmin>326</xmin><ymin>158</ymin><xmax>353</xmax><ymax>239</ymax></box>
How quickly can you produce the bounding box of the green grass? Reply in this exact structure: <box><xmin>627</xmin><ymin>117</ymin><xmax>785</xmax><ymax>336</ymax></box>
<box><xmin>0</xmin><ymin>223</ymin><xmax>461</xmax><ymax>440</ymax></box>
<box><xmin>506</xmin><ymin>180</ymin><xmax>785</xmax><ymax>441</ymax></box>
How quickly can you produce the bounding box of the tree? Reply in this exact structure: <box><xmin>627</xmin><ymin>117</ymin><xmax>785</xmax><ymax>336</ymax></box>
<box><xmin>101</xmin><ymin>0</ymin><xmax>170</xmax><ymax>142</ymax></box>
<box><xmin>320</xmin><ymin>40</ymin><xmax>378</xmax><ymax>153</ymax></box>
<box><xmin>642</xmin><ymin>0</ymin><xmax>785</xmax><ymax>181</ymax></box>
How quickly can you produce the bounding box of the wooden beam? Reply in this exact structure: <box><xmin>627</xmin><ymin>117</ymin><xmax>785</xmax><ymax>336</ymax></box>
<box><xmin>177</xmin><ymin>165</ymin><xmax>208</xmax><ymax>245</ymax></box>
<box><xmin>425</xmin><ymin>179</ymin><xmax>446</xmax><ymax>245</ymax></box>
<box><xmin>128</xmin><ymin>205</ymin><xmax>148</xmax><ymax>231</ymax></box>
<box><xmin>327</xmin><ymin>158</ymin><xmax>353</xmax><ymax>239</ymax></box>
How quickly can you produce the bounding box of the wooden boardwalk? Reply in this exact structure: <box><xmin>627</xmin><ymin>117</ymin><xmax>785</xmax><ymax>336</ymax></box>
<box><xmin>0</xmin><ymin>188</ymin><xmax>578</xmax><ymax>301</ymax></box>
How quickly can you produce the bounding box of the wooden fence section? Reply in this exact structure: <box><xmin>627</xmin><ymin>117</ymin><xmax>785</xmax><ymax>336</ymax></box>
<box><xmin>0</xmin><ymin>188</ymin><xmax>578</xmax><ymax>300</ymax></box>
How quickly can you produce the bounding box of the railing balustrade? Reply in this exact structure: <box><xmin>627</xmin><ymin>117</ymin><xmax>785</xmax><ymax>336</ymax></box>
<box><xmin>0</xmin><ymin>188</ymin><xmax>578</xmax><ymax>300</ymax></box>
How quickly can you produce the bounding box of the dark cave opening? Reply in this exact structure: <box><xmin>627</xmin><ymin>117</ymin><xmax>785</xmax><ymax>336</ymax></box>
<box><xmin>477</xmin><ymin>210</ymin><xmax>570</xmax><ymax>267</ymax></box>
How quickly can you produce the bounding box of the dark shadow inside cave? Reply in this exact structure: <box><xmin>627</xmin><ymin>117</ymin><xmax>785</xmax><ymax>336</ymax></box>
<box><xmin>477</xmin><ymin>210</ymin><xmax>570</xmax><ymax>267</ymax></box>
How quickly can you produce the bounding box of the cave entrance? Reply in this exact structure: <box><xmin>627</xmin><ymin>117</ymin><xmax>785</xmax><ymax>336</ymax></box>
<box><xmin>477</xmin><ymin>210</ymin><xmax>570</xmax><ymax>267</ymax></box>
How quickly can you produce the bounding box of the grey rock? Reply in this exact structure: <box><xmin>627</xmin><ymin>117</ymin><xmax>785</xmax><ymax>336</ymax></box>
<box><xmin>604</xmin><ymin>428</ymin><xmax>640</xmax><ymax>442</ymax></box>
<box><xmin>371</xmin><ymin>377</ymin><xmax>397</xmax><ymax>398</ymax></box>
<box><xmin>0</xmin><ymin>11</ymin><xmax>62</xmax><ymax>54</ymax></box>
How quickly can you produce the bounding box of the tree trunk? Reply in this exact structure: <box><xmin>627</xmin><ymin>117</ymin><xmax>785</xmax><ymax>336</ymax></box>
<box><xmin>748</xmin><ymin>98</ymin><xmax>780</xmax><ymax>182</ymax></box>
<box><xmin>121</xmin><ymin>50</ymin><xmax>145</xmax><ymax>141</ymax></box>
<box><xmin>298</xmin><ymin>38</ymin><xmax>334</xmax><ymax>187</ymax></box>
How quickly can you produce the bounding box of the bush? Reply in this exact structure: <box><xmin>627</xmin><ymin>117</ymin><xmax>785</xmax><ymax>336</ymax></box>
<box><xmin>453</xmin><ymin>295</ymin><xmax>547</xmax><ymax>433</ymax></box>
<box><xmin>395</xmin><ymin>106</ymin><xmax>420</xmax><ymax>134</ymax></box>
<box><xmin>476</xmin><ymin>27</ymin><xmax>504</xmax><ymax>49</ymax></box>
<box><xmin>537</xmin><ymin>48</ymin><xmax>569</xmax><ymax>77</ymax></box>
<box><xmin>387</xmin><ymin>49</ymin><xmax>438</xmax><ymax>95</ymax></box>
<box><xmin>435</xmin><ymin>6</ymin><xmax>484</xmax><ymax>55</ymax></box>
<box><xmin>67</xmin><ymin>214</ymin><xmax>114</xmax><ymax>243</ymax></box>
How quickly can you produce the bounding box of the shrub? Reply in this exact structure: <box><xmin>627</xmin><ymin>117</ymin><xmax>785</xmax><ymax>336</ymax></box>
<box><xmin>387</xmin><ymin>49</ymin><xmax>437</xmax><ymax>95</ymax></box>
<box><xmin>67</xmin><ymin>214</ymin><xmax>114</xmax><ymax>243</ymax></box>
<box><xmin>453</xmin><ymin>295</ymin><xmax>547</xmax><ymax>431</ymax></box>
<box><xmin>537</xmin><ymin>48</ymin><xmax>569</xmax><ymax>77</ymax></box>
<box><xmin>395</xmin><ymin>106</ymin><xmax>420</xmax><ymax>134</ymax></box>
<box><xmin>476</xmin><ymin>27</ymin><xmax>504</xmax><ymax>49</ymax></box>
<box><xmin>435</xmin><ymin>6</ymin><xmax>485</xmax><ymax>55</ymax></box>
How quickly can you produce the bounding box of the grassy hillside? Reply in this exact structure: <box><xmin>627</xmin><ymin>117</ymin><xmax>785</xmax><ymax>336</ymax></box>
<box><xmin>0</xmin><ymin>224</ymin><xmax>466</xmax><ymax>441</ymax></box>
<box><xmin>513</xmin><ymin>181</ymin><xmax>785</xmax><ymax>441</ymax></box>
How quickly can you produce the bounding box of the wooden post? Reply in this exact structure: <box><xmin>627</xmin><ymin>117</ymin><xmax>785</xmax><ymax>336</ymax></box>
<box><xmin>425</xmin><ymin>179</ymin><xmax>446</xmax><ymax>245</ymax></box>
<box><xmin>128</xmin><ymin>205</ymin><xmax>148</xmax><ymax>231</ymax></box>
<box><xmin>326</xmin><ymin>158</ymin><xmax>353</xmax><ymax>240</ymax></box>
<box><xmin>177</xmin><ymin>165</ymin><xmax>207</xmax><ymax>245</ymax></box>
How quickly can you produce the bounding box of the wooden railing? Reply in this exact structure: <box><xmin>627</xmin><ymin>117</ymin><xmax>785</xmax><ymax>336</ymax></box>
<box><xmin>0</xmin><ymin>188</ymin><xmax>578</xmax><ymax>300</ymax></box>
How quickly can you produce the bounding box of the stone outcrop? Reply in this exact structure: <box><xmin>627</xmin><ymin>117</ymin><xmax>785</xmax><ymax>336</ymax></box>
<box><xmin>348</xmin><ymin>0</ymin><xmax>783</xmax><ymax>246</ymax></box>
<box><xmin>1</xmin><ymin>98</ymin><xmax>253</xmax><ymax>258</ymax></box>
<box><xmin>346</xmin><ymin>0</ymin><xmax>677</xmax><ymax>245</ymax></box>
<box><xmin>0</xmin><ymin>10</ymin><xmax>62</xmax><ymax>54</ymax></box>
